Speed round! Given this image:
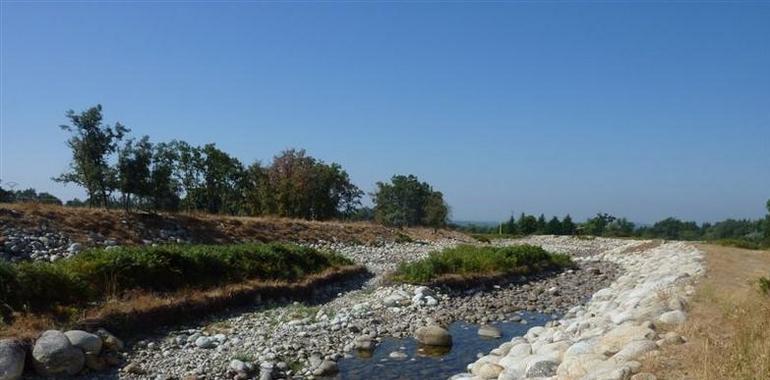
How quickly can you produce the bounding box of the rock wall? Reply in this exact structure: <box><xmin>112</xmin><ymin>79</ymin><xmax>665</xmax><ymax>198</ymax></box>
<box><xmin>455</xmin><ymin>241</ymin><xmax>704</xmax><ymax>380</ymax></box>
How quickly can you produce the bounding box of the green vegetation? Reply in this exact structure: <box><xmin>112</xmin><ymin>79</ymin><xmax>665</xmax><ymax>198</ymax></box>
<box><xmin>371</xmin><ymin>174</ymin><xmax>450</xmax><ymax>228</ymax></box>
<box><xmin>457</xmin><ymin>199</ymin><xmax>770</xmax><ymax>248</ymax></box>
<box><xmin>0</xmin><ymin>184</ymin><xmax>62</xmax><ymax>205</ymax></box>
<box><xmin>0</xmin><ymin>243</ymin><xmax>352</xmax><ymax>313</ymax></box>
<box><xmin>52</xmin><ymin>105</ymin><xmax>364</xmax><ymax>219</ymax></box>
<box><xmin>758</xmin><ymin>276</ymin><xmax>770</xmax><ymax>295</ymax></box>
<box><xmin>393</xmin><ymin>244</ymin><xmax>574</xmax><ymax>284</ymax></box>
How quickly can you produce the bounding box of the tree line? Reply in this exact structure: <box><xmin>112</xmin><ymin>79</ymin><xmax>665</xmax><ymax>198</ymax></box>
<box><xmin>0</xmin><ymin>105</ymin><xmax>450</xmax><ymax>227</ymax></box>
<box><xmin>464</xmin><ymin>201</ymin><xmax>770</xmax><ymax>247</ymax></box>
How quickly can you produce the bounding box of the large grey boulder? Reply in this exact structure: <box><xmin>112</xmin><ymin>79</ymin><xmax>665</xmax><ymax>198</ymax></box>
<box><xmin>478</xmin><ymin>325</ymin><xmax>502</xmax><ymax>338</ymax></box>
<box><xmin>32</xmin><ymin>330</ymin><xmax>85</xmax><ymax>376</ymax></box>
<box><xmin>415</xmin><ymin>325</ymin><xmax>452</xmax><ymax>346</ymax></box>
<box><xmin>64</xmin><ymin>330</ymin><xmax>102</xmax><ymax>354</ymax></box>
<box><xmin>0</xmin><ymin>339</ymin><xmax>25</xmax><ymax>380</ymax></box>
<box><xmin>657</xmin><ymin>310</ymin><xmax>687</xmax><ymax>326</ymax></box>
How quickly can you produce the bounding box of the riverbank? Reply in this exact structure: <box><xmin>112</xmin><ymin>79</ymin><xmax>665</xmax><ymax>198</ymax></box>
<box><xmin>455</xmin><ymin>240</ymin><xmax>704</xmax><ymax>380</ymax></box>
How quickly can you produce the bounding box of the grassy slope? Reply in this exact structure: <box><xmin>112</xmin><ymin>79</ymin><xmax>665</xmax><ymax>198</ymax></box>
<box><xmin>392</xmin><ymin>244</ymin><xmax>574</xmax><ymax>285</ymax></box>
<box><xmin>0</xmin><ymin>203</ymin><xmax>470</xmax><ymax>246</ymax></box>
<box><xmin>642</xmin><ymin>244</ymin><xmax>770</xmax><ymax>379</ymax></box>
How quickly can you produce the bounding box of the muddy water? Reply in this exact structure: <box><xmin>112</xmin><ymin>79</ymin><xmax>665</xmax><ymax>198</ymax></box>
<box><xmin>331</xmin><ymin>312</ymin><xmax>552</xmax><ymax>380</ymax></box>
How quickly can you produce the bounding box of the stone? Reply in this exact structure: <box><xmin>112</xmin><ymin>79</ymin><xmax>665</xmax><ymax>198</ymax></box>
<box><xmin>0</xmin><ymin>339</ymin><xmax>25</xmax><ymax>380</ymax></box>
<box><xmin>84</xmin><ymin>352</ymin><xmax>108</xmax><ymax>371</ymax></box>
<box><xmin>524</xmin><ymin>356</ymin><xmax>559</xmax><ymax>377</ymax></box>
<box><xmin>64</xmin><ymin>330</ymin><xmax>103</xmax><ymax>354</ymax></box>
<box><xmin>195</xmin><ymin>336</ymin><xmax>215</xmax><ymax>349</ymax></box>
<box><xmin>415</xmin><ymin>325</ymin><xmax>452</xmax><ymax>346</ymax></box>
<box><xmin>95</xmin><ymin>328</ymin><xmax>124</xmax><ymax>351</ymax></box>
<box><xmin>597</xmin><ymin>325</ymin><xmax>657</xmax><ymax>355</ymax></box>
<box><xmin>631</xmin><ymin>373</ymin><xmax>657</xmax><ymax>380</ymax></box>
<box><xmin>312</xmin><ymin>360</ymin><xmax>338</xmax><ymax>376</ymax></box>
<box><xmin>660</xmin><ymin>332</ymin><xmax>685</xmax><ymax>345</ymax></box>
<box><xmin>612</xmin><ymin>340</ymin><xmax>658</xmax><ymax>362</ymax></box>
<box><xmin>476</xmin><ymin>363</ymin><xmax>504</xmax><ymax>379</ymax></box>
<box><xmin>229</xmin><ymin>359</ymin><xmax>249</xmax><ymax>374</ymax></box>
<box><xmin>123</xmin><ymin>362</ymin><xmax>145</xmax><ymax>374</ymax></box>
<box><xmin>388</xmin><ymin>351</ymin><xmax>407</xmax><ymax>359</ymax></box>
<box><xmin>478</xmin><ymin>325</ymin><xmax>502</xmax><ymax>338</ymax></box>
<box><xmin>32</xmin><ymin>330</ymin><xmax>85</xmax><ymax>376</ymax></box>
<box><xmin>657</xmin><ymin>310</ymin><xmax>687</xmax><ymax>326</ymax></box>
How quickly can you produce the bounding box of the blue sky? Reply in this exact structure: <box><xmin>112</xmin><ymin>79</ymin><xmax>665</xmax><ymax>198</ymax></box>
<box><xmin>1</xmin><ymin>2</ymin><xmax>768</xmax><ymax>223</ymax></box>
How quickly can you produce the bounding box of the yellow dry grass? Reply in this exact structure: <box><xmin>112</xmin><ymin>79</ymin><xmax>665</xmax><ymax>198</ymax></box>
<box><xmin>0</xmin><ymin>202</ymin><xmax>470</xmax><ymax>244</ymax></box>
<box><xmin>643</xmin><ymin>244</ymin><xmax>770</xmax><ymax>379</ymax></box>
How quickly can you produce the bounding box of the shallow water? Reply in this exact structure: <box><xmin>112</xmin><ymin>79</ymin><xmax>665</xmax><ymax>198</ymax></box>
<box><xmin>331</xmin><ymin>312</ymin><xmax>552</xmax><ymax>380</ymax></box>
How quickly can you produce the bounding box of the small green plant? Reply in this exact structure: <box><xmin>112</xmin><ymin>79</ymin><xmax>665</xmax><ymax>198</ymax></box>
<box><xmin>715</xmin><ymin>239</ymin><xmax>762</xmax><ymax>250</ymax></box>
<box><xmin>392</xmin><ymin>244</ymin><xmax>574</xmax><ymax>284</ymax></box>
<box><xmin>232</xmin><ymin>352</ymin><xmax>255</xmax><ymax>362</ymax></box>
<box><xmin>395</xmin><ymin>233</ymin><xmax>413</xmax><ymax>243</ymax></box>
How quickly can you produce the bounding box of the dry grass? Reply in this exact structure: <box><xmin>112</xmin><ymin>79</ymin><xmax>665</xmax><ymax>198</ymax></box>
<box><xmin>0</xmin><ymin>202</ymin><xmax>470</xmax><ymax>245</ymax></box>
<box><xmin>642</xmin><ymin>244</ymin><xmax>770</xmax><ymax>379</ymax></box>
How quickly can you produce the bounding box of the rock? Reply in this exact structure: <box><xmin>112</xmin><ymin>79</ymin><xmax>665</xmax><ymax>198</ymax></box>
<box><xmin>0</xmin><ymin>339</ymin><xmax>25</xmax><ymax>380</ymax></box>
<box><xmin>259</xmin><ymin>362</ymin><xmax>273</xmax><ymax>380</ymax></box>
<box><xmin>524</xmin><ymin>356</ymin><xmax>559</xmax><ymax>377</ymax></box>
<box><xmin>195</xmin><ymin>336</ymin><xmax>215</xmax><ymax>349</ymax></box>
<box><xmin>598</xmin><ymin>325</ymin><xmax>657</xmax><ymax>355</ymax></box>
<box><xmin>123</xmin><ymin>362</ymin><xmax>145</xmax><ymax>374</ymax></box>
<box><xmin>32</xmin><ymin>330</ymin><xmax>85</xmax><ymax>376</ymax></box>
<box><xmin>612</xmin><ymin>340</ymin><xmax>658</xmax><ymax>362</ymax></box>
<box><xmin>229</xmin><ymin>359</ymin><xmax>249</xmax><ymax>374</ymax></box>
<box><xmin>64</xmin><ymin>330</ymin><xmax>103</xmax><ymax>354</ymax></box>
<box><xmin>415</xmin><ymin>325</ymin><xmax>452</xmax><ymax>346</ymax></box>
<box><xmin>631</xmin><ymin>373</ymin><xmax>657</xmax><ymax>380</ymax></box>
<box><xmin>660</xmin><ymin>332</ymin><xmax>685</xmax><ymax>345</ymax></box>
<box><xmin>657</xmin><ymin>310</ymin><xmax>687</xmax><ymax>326</ymax></box>
<box><xmin>84</xmin><ymin>353</ymin><xmax>108</xmax><ymax>371</ymax></box>
<box><xmin>476</xmin><ymin>363</ymin><xmax>504</xmax><ymax>379</ymax></box>
<box><xmin>388</xmin><ymin>351</ymin><xmax>407</xmax><ymax>359</ymax></box>
<box><xmin>312</xmin><ymin>360</ymin><xmax>338</xmax><ymax>376</ymax></box>
<box><xmin>95</xmin><ymin>328</ymin><xmax>124</xmax><ymax>351</ymax></box>
<box><xmin>478</xmin><ymin>325</ymin><xmax>502</xmax><ymax>338</ymax></box>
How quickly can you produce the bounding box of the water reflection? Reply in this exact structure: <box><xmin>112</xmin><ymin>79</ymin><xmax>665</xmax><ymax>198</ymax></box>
<box><xmin>331</xmin><ymin>312</ymin><xmax>551</xmax><ymax>380</ymax></box>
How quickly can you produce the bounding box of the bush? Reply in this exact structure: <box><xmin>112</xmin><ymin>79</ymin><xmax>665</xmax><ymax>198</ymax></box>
<box><xmin>758</xmin><ymin>277</ymin><xmax>770</xmax><ymax>295</ymax></box>
<box><xmin>714</xmin><ymin>239</ymin><xmax>763</xmax><ymax>250</ymax></box>
<box><xmin>393</xmin><ymin>244</ymin><xmax>574</xmax><ymax>284</ymax></box>
<box><xmin>0</xmin><ymin>243</ymin><xmax>352</xmax><ymax>312</ymax></box>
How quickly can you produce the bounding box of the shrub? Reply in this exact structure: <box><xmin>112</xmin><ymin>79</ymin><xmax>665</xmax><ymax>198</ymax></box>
<box><xmin>0</xmin><ymin>243</ymin><xmax>352</xmax><ymax>312</ymax></box>
<box><xmin>715</xmin><ymin>239</ymin><xmax>763</xmax><ymax>250</ymax></box>
<box><xmin>758</xmin><ymin>277</ymin><xmax>770</xmax><ymax>295</ymax></box>
<box><xmin>393</xmin><ymin>244</ymin><xmax>574</xmax><ymax>284</ymax></box>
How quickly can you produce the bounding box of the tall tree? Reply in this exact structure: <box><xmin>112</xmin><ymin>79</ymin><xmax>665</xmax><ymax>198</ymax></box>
<box><xmin>372</xmin><ymin>174</ymin><xmax>447</xmax><ymax>227</ymax></box>
<box><xmin>561</xmin><ymin>215</ymin><xmax>576</xmax><ymax>235</ymax></box>
<box><xmin>54</xmin><ymin>105</ymin><xmax>128</xmax><ymax>207</ymax></box>
<box><xmin>117</xmin><ymin>136</ymin><xmax>153</xmax><ymax>210</ymax></box>
<box><xmin>149</xmin><ymin>142</ymin><xmax>182</xmax><ymax>211</ymax></box>
<box><xmin>545</xmin><ymin>216</ymin><xmax>563</xmax><ymax>235</ymax></box>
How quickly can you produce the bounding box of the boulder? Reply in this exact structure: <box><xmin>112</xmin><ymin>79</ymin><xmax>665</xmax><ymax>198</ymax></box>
<box><xmin>597</xmin><ymin>325</ymin><xmax>656</xmax><ymax>355</ymax></box>
<box><xmin>612</xmin><ymin>340</ymin><xmax>658</xmax><ymax>362</ymax></box>
<box><xmin>524</xmin><ymin>356</ymin><xmax>559</xmax><ymax>377</ymax></box>
<box><xmin>476</xmin><ymin>363</ymin><xmax>504</xmax><ymax>379</ymax></box>
<box><xmin>95</xmin><ymin>328</ymin><xmax>124</xmax><ymax>351</ymax></box>
<box><xmin>0</xmin><ymin>339</ymin><xmax>25</xmax><ymax>380</ymax></box>
<box><xmin>312</xmin><ymin>360</ymin><xmax>338</xmax><ymax>376</ymax></box>
<box><xmin>32</xmin><ymin>330</ymin><xmax>85</xmax><ymax>376</ymax></box>
<box><xmin>415</xmin><ymin>325</ymin><xmax>452</xmax><ymax>346</ymax></box>
<box><xmin>64</xmin><ymin>330</ymin><xmax>102</xmax><ymax>354</ymax></box>
<box><xmin>657</xmin><ymin>310</ymin><xmax>687</xmax><ymax>326</ymax></box>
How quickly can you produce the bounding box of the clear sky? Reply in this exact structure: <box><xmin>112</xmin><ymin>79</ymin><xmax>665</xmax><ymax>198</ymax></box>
<box><xmin>1</xmin><ymin>2</ymin><xmax>768</xmax><ymax>224</ymax></box>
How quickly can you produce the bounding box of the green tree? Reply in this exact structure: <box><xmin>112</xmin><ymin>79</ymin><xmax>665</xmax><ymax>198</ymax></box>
<box><xmin>583</xmin><ymin>213</ymin><xmax>616</xmax><ymax>236</ymax></box>
<box><xmin>200</xmin><ymin>144</ymin><xmax>245</xmax><ymax>215</ymax></box>
<box><xmin>561</xmin><ymin>215</ymin><xmax>576</xmax><ymax>235</ymax></box>
<box><xmin>605</xmin><ymin>217</ymin><xmax>636</xmax><ymax>237</ymax></box>
<box><xmin>536</xmin><ymin>214</ymin><xmax>547</xmax><ymax>233</ymax></box>
<box><xmin>517</xmin><ymin>213</ymin><xmax>539</xmax><ymax>235</ymax></box>
<box><xmin>55</xmin><ymin>105</ymin><xmax>128</xmax><ymax>207</ymax></box>
<box><xmin>545</xmin><ymin>216</ymin><xmax>562</xmax><ymax>235</ymax></box>
<box><xmin>149</xmin><ymin>142</ymin><xmax>181</xmax><ymax>211</ymax></box>
<box><xmin>372</xmin><ymin>174</ymin><xmax>447</xmax><ymax>227</ymax></box>
<box><xmin>422</xmin><ymin>191</ymin><xmax>450</xmax><ymax>229</ymax></box>
<box><xmin>764</xmin><ymin>199</ymin><xmax>770</xmax><ymax>240</ymax></box>
<box><xmin>117</xmin><ymin>136</ymin><xmax>153</xmax><ymax>210</ymax></box>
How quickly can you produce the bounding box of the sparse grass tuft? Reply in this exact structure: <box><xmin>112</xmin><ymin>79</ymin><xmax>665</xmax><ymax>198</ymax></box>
<box><xmin>392</xmin><ymin>244</ymin><xmax>574</xmax><ymax>284</ymax></box>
